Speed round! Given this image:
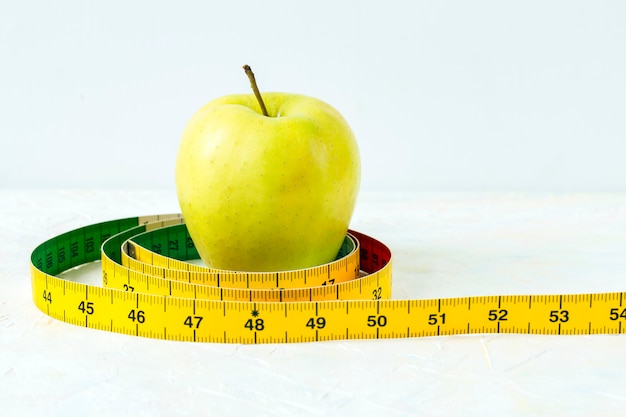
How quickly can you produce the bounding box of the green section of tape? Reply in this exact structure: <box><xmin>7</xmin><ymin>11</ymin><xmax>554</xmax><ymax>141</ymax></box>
<box><xmin>31</xmin><ymin>217</ymin><xmax>140</xmax><ymax>275</ymax></box>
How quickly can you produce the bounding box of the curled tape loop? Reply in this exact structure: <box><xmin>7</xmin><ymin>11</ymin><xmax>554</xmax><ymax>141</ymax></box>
<box><xmin>31</xmin><ymin>215</ymin><xmax>626</xmax><ymax>343</ymax></box>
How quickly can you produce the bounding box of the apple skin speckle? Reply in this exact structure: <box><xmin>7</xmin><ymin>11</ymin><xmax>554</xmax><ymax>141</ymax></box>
<box><xmin>175</xmin><ymin>92</ymin><xmax>360</xmax><ymax>272</ymax></box>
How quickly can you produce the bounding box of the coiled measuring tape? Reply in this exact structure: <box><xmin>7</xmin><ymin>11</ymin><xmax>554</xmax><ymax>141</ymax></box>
<box><xmin>31</xmin><ymin>214</ymin><xmax>626</xmax><ymax>344</ymax></box>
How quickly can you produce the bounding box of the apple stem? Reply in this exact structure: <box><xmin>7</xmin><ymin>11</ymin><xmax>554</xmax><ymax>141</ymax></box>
<box><xmin>243</xmin><ymin>65</ymin><xmax>269</xmax><ymax>117</ymax></box>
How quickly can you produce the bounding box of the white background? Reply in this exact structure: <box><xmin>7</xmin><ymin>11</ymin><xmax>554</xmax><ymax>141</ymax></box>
<box><xmin>2</xmin><ymin>0</ymin><xmax>625</xmax><ymax>192</ymax></box>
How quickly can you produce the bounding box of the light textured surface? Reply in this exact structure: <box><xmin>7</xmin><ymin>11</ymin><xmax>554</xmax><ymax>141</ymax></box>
<box><xmin>2</xmin><ymin>189</ymin><xmax>626</xmax><ymax>416</ymax></box>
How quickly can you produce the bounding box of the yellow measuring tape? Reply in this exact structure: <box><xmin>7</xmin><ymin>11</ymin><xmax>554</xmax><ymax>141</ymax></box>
<box><xmin>31</xmin><ymin>214</ymin><xmax>626</xmax><ymax>343</ymax></box>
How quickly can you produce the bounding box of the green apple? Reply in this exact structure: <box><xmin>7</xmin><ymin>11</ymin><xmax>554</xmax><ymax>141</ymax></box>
<box><xmin>175</xmin><ymin>67</ymin><xmax>360</xmax><ymax>272</ymax></box>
